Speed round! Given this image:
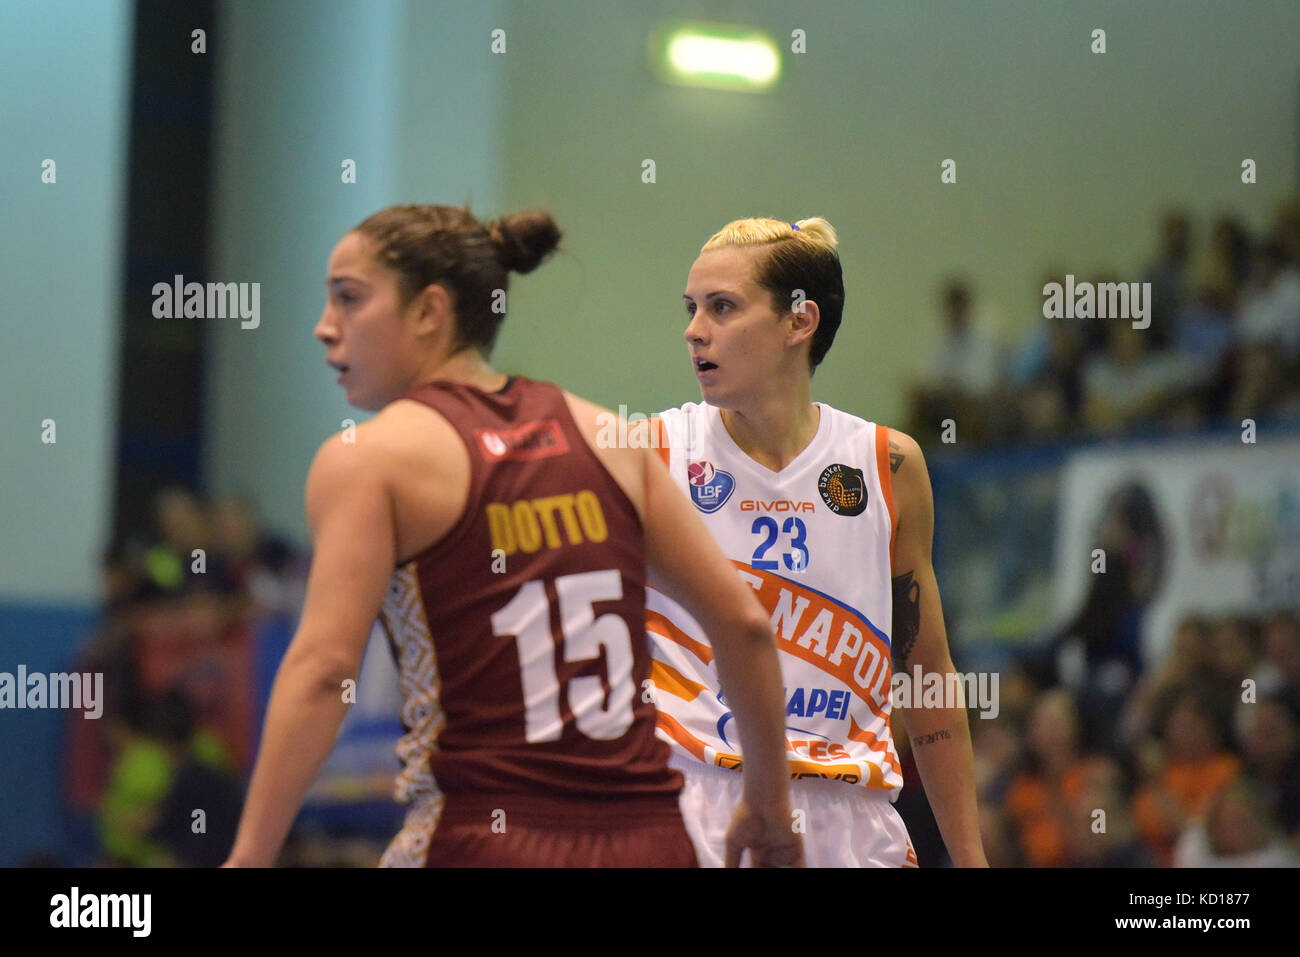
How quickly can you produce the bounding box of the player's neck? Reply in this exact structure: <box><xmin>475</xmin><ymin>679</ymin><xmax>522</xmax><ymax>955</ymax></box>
<box><xmin>412</xmin><ymin>349</ymin><xmax>508</xmax><ymax>393</ymax></box>
<box><xmin>719</xmin><ymin>395</ymin><xmax>819</xmax><ymax>473</ymax></box>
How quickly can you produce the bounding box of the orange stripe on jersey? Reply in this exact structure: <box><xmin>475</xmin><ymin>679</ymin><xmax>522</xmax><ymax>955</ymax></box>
<box><xmin>904</xmin><ymin>841</ymin><xmax>919</xmax><ymax>867</ymax></box>
<box><xmin>651</xmin><ymin>415</ymin><xmax>670</xmax><ymax>468</ymax></box>
<box><xmin>732</xmin><ymin>562</ymin><xmax>892</xmax><ymax>720</ymax></box>
<box><xmin>874</xmin><ymin>424</ymin><xmax>898</xmax><ymax>569</ymax></box>
<box><xmin>650</xmin><ymin>659</ymin><xmax>711</xmax><ymax>702</ymax></box>
<box><xmin>647</xmin><ymin>610</ymin><xmax>713</xmax><ymax>665</ymax></box>
<box><xmin>656</xmin><ymin>710</ymin><xmax>710</xmax><ymax>763</ymax></box>
<box><xmin>850</xmin><ymin>715</ymin><xmax>904</xmax><ymax>780</ymax></box>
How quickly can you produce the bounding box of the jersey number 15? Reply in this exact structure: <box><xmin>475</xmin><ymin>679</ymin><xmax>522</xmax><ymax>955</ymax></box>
<box><xmin>490</xmin><ymin>569</ymin><xmax>636</xmax><ymax>744</ymax></box>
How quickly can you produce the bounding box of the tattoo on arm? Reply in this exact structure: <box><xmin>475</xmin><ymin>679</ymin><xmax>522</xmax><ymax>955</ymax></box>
<box><xmin>888</xmin><ymin>439</ymin><xmax>904</xmax><ymax>474</ymax></box>
<box><xmin>891</xmin><ymin>570</ymin><xmax>921</xmax><ymax>672</ymax></box>
<box><xmin>913</xmin><ymin>728</ymin><xmax>951</xmax><ymax>747</ymax></box>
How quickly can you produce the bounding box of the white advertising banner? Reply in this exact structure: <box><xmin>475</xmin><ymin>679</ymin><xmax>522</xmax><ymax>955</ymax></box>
<box><xmin>1055</xmin><ymin>434</ymin><xmax>1300</xmax><ymax>665</ymax></box>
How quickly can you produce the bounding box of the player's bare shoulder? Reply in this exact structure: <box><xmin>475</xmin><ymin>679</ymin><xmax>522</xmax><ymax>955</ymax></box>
<box><xmin>884</xmin><ymin>428</ymin><xmax>934</xmax><ymax>514</ymax></box>
<box><xmin>561</xmin><ymin>391</ymin><xmax>648</xmax><ymax>519</ymax></box>
<box><xmin>370</xmin><ymin>397</ymin><xmax>468</xmax><ymax>474</ymax></box>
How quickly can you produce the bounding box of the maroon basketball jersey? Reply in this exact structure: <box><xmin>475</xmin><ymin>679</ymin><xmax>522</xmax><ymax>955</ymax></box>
<box><xmin>376</xmin><ymin>376</ymin><xmax>681</xmax><ymax>814</ymax></box>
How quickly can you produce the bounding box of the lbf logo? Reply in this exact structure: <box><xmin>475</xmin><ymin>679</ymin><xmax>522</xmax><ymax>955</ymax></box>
<box><xmin>687</xmin><ymin>460</ymin><xmax>735</xmax><ymax>513</ymax></box>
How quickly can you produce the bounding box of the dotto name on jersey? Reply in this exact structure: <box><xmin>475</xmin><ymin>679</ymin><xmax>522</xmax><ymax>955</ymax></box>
<box><xmin>486</xmin><ymin>490</ymin><xmax>609</xmax><ymax>556</ymax></box>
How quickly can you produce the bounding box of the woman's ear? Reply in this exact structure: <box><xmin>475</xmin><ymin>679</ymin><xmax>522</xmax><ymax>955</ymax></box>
<box><xmin>788</xmin><ymin>297</ymin><xmax>820</xmax><ymax>347</ymax></box>
<box><xmin>409</xmin><ymin>282</ymin><xmax>455</xmax><ymax>336</ymax></box>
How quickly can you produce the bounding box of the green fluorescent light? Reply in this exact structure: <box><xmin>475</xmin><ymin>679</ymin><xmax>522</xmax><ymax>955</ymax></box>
<box><xmin>651</xmin><ymin>23</ymin><xmax>782</xmax><ymax>92</ymax></box>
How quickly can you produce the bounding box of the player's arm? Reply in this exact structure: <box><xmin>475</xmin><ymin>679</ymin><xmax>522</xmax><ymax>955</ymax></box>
<box><xmin>640</xmin><ymin>445</ymin><xmax>802</xmax><ymax>867</ymax></box>
<box><xmin>887</xmin><ymin>429</ymin><xmax>988</xmax><ymax>868</ymax></box>
<box><xmin>224</xmin><ymin>434</ymin><xmax>396</xmax><ymax>867</ymax></box>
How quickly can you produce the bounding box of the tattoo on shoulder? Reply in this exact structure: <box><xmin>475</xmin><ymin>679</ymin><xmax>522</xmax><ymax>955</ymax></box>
<box><xmin>891</xmin><ymin>570</ymin><xmax>920</xmax><ymax>671</ymax></box>
<box><xmin>913</xmin><ymin>728</ymin><xmax>951</xmax><ymax>747</ymax></box>
<box><xmin>888</xmin><ymin>439</ymin><xmax>904</xmax><ymax>474</ymax></box>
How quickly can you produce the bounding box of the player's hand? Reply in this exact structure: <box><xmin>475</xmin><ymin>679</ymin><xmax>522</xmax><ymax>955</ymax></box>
<box><xmin>724</xmin><ymin>797</ymin><xmax>805</xmax><ymax>867</ymax></box>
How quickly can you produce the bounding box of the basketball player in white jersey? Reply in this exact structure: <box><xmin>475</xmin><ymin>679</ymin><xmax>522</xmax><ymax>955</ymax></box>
<box><xmin>644</xmin><ymin>217</ymin><xmax>987</xmax><ymax>867</ymax></box>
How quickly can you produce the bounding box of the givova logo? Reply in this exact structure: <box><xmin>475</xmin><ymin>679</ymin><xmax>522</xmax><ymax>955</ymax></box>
<box><xmin>687</xmin><ymin>460</ymin><xmax>735</xmax><ymax>513</ymax></box>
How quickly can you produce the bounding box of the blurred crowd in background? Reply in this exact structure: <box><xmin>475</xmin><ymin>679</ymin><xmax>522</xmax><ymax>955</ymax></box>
<box><xmin>909</xmin><ymin>196</ymin><xmax>1300</xmax><ymax>446</ymax></box>
<box><xmin>49</xmin><ymin>197</ymin><xmax>1300</xmax><ymax>867</ymax></box>
<box><xmin>52</xmin><ymin>489</ymin><xmax>309</xmax><ymax>867</ymax></box>
<box><xmin>897</xmin><ymin>610</ymin><xmax>1300</xmax><ymax>867</ymax></box>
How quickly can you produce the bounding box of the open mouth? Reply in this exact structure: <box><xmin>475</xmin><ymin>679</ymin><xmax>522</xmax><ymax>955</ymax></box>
<box><xmin>694</xmin><ymin>358</ymin><xmax>718</xmax><ymax>372</ymax></box>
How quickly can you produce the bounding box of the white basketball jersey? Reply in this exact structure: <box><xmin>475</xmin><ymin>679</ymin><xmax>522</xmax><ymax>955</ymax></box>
<box><xmin>646</xmin><ymin>401</ymin><xmax>904</xmax><ymax>797</ymax></box>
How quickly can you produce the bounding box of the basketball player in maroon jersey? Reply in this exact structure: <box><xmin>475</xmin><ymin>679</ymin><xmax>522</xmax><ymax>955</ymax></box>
<box><xmin>222</xmin><ymin>205</ymin><xmax>801</xmax><ymax>867</ymax></box>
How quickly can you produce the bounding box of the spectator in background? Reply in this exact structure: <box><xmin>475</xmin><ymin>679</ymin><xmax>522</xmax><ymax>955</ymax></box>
<box><xmin>146</xmin><ymin>689</ymin><xmax>243</xmax><ymax>867</ymax></box>
<box><xmin>1143</xmin><ymin>210</ymin><xmax>1193</xmax><ymax>348</ymax></box>
<box><xmin>1054</xmin><ymin>482</ymin><xmax>1165</xmax><ymax>748</ymax></box>
<box><xmin>138</xmin><ymin>487</ymin><xmax>211</xmax><ymax>600</ymax></box>
<box><xmin>1061</xmin><ymin>757</ymin><xmax>1154</xmax><ymax>867</ymax></box>
<box><xmin>1132</xmin><ymin>684</ymin><xmax>1240</xmax><ymax>867</ymax></box>
<box><xmin>1173</xmin><ymin>777</ymin><xmax>1300</xmax><ymax>867</ymax></box>
<box><xmin>971</xmin><ymin>714</ymin><xmax>1022</xmax><ymax>808</ymax></box>
<box><xmin>1229</xmin><ymin>237</ymin><xmax>1300</xmax><ymax>420</ymax></box>
<box><xmin>1171</xmin><ymin>279</ymin><xmax>1236</xmax><ymax>420</ymax></box>
<box><xmin>1012</xmin><ymin>269</ymin><xmax>1086</xmax><ymax>439</ymax></box>
<box><xmin>978</xmin><ymin>805</ymin><xmax>1021</xmax><ymax>868</ymax></box>
<box><xmin>97</xmin><ymin>685</ymin><xmax>237</xmax><ymax>866</ymax></box>
<box><xmin>1235</xmin><ymin>695</ymin><xmax>1300</xmax><ymax>842</ymax></box>
<box><xmin>1205</xmin><ymin>616</ymin><xmax>1260</xmax><ymax>701</ymax></box>
<box><xmin>1187</xmin><ymin>216</ymin><xmax>1252</xmax><ymax>313</ymax></box>
<box><xmin>1235</xmin><ymin>237</ymin><xmax>1300</xmax><ymax>356</ymax></box>
<box><xmin>909</xmin><ymin>277</ymin><xmax>1005</xmax><ymax>444</ymax></box>
<box><xmin>208</xmin><ymin>495</ymin><xmax>306</xmax><ymax>615</ymax></box>
<box><xmin>1082</xmin><ymin>302</ymin><xmax>1199</xmax><ymax>435</ymax></box>
<box><xmin>1004</xmin><ymin>690</ymin><xmax>1100</xmax><ymax>867</ymax></box>
<box><xmin>1119</xmin><ymin>615</ymin><xmax>1214</xmax><ymax>750</ymax></box>
<box><xmin>1260</xmin><ymin>611</ymin><xmax>1300</xmax><ymax>718</ymax></box>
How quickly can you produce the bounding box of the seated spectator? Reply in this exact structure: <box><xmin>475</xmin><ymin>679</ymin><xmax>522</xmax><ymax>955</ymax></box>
<box><xmin>1173</xmin><ymin>777</ymin><xmax>1300</xmax><ymax>867</ymax></box>
<box><xmin>1082</xmin><ymin>320</ymin><xmax>1194</xmax><ymax>434</ymax></box>
<box><xmin>1012</xmin><ymin>272</ymin><xmax>1087</xmax><ymax>438</ymax></box>
<box><xmin>1143</xmin><ymin>210</ymin><xmax>1193</xmax><ymax>348</ymax></box>
<box><xmin>1132</xmin><ymin>684</ymin><xmax>1241</xmax><ymax>867</ymax></box>
<box><xmin>1260</xmin><ymin>611</ymin><xmax>1300</xmax><ymax>717</ymax></box>
<box><xmin>1205</xmin><ymin>616</ymin><xmax>1261</xmax><ymax>700</ymax></box>
<box><xmin>1119</xmin><ymin>615</ymin><xmax>1214</xmax><ymax>750</ymax></box>
<box><xmin>1236</xmin><ymin>237</ymin><xmax>1300</xmax><ymax>357</ymax></box>
<box><xmin>971</xmin><ymin>715</ymin><xmax>1022</xmax><ymax>808</ymax></box>
<box><xmin>138</xmin><ymin>487</ymin><xmax>212</xmax><ymax>600</ymax></box>
<box><xmin>979</xmin><ymin>805</ymin><xmax>1022</xmax><ymax>869</ymax></box>
<box><xmin>1171</xmin><ymin>280</ymin><xmax>1236</xmax><ymax>384</ymax></box>
<box><xmin>908</xmin><ymin>277</ymin><xmax>1006</xmax><ymax>444</ymax></box>
<box><xmin>147</xmin><ymin>689</ymin><xmax>243</xmax><ymax>867</ymax></box>
<box><xmin>96</xmin><ymin>685</ymin><xmax>237</xmax><ymax>866</ymax></box>
<box><xmin>1061</xmin><ymin>757</ymin><xmax>1154</xmax><ymax>867</ymax></box>
<box><xmin>1228</xmin><ymin>238</ymin><xmax>1300</xmax><ymax>419</ymax></box>
<box><xmin>1235</xmin><ymin>695</ymin><xmax>1300</xmax><ymax>841</ymax></box>
<box><xmin>1186</xmin><ymin>215</ymin><xmax>1252</xmax><ymax>313</ymax></box>
<box><xmin>1004</xmin><ymin>690</ymin><xmax>1101</xmax><ymax>866</ymax></box>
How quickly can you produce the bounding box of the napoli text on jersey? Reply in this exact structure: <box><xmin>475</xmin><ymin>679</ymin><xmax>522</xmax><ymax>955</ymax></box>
<box><xmin>646</xmin><ymin>401</ymin><xmax>905</xmax><ymax>797</ymax></box>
